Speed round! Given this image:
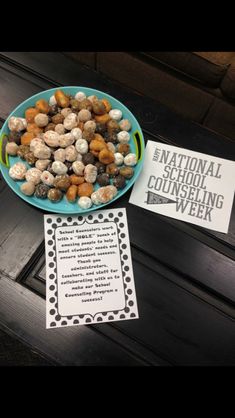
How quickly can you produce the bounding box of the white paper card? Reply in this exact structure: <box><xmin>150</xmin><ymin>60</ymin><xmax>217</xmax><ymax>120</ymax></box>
<box><xmin>44</xmin><ymin>208</ymin><xmax>138</xmax><ymax>329</ymax></box>
<box><xmin>129</xmin><ymin>140</ymin><xmax>235</xmax><ymax>233</ymax></box>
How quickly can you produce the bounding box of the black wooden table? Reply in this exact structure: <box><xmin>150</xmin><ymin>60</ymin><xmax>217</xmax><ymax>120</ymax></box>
<box><xmin>0</xmin><ymin>52</ymin><xmax>235</xmax><ymax>366</ymax></box>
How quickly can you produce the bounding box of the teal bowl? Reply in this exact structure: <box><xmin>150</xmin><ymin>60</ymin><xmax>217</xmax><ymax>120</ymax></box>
<box><xmin>0</xmin><ymin>86</ymin><xmax>145</xmax><ymax>214</ymax></box>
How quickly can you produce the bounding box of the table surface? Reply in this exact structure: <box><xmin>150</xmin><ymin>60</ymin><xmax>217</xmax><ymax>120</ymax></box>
<box><xmin>0</xmin><ymin>52</ymin><xmax>234</xmax><ymax>366</ymax></box>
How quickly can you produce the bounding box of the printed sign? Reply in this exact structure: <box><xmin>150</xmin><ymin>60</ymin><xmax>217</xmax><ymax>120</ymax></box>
<box><xmin>129</xmin><ymin>141</ymin><xmax>235</xmax><ymax>233</ymax></box>
<box><xmin>44</xmin><ymin>208</ymin><xmax>138</xmax><ymax>329</ymax></box>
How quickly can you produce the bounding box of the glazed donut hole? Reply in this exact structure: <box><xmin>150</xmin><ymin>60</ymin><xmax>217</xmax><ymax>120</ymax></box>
<box><xmin>54</xmin><ymin>90</ymin><xmax>70</xmax><ymax>108</ymax></box>
<box><xmin>52</xmin><ymin>113</ymin><xmax>64</xmax><ymax>125</ymax></box>
<box><xmin>114</xmin><ymin>152</ymin><xmax>124</xmax><ymax>166</ymax></box>
<box><xmin>84</xmin><ymin>164</ymin><xmax>97</xmax><ymax>183</ymax></box>
<box><xmin>82</xmin><ymin>152</ymin><xmax>95</xmax><ymax>166</ymax></box>
<box><xmin>17</xmin><ymin>145</ymin><xmax>30</xmax><ymax>160</ymax></box>
<box><xmin>61</xmin><ymin>107</ymin><xmax>72</xmax><ymax>118</ymax></box>
<box><xmin>78</xmin><ymin>99</ymin><xmax>93</xmax><ymax>112</ymax></box>
<box><xmin>47</xmin><ymin>188</ymin><xmax>63</xmax><ymax>202</ymax></box>
<box><xmin>119</xmin><ymin>119</ymin><xmax>132</xmax><ymax>131</ymax></box>
<box><xmin>35</xmin><ymin>99</ymin><xmax>50</xmax><ymax>114</ymax></box>
<box><xmin>70</xmin><ymin>99</ymin><xmax>80</xmax><ymax>112</ymax></box>
<box><xmin>33</xmin><ymin>144</ymin><xmax>51</xmax><ymax>159</ymax></box>
<box><xmin>54</xmin><ymin>174</ymin><xmax>71</xmax><ymax>191</ymax></box>
<box><xmin>72</xmin><ymin>161</ymin><xmax>85</xmax><ymax>176</ymax></box>
<box><xmin>109</xmin><ymin>109</ymin><xmax>122</xmax><ymax>121</ymax></box>
<box><xmin>59</xmin><ymin>133</ymin><xmax>75</xmax><ymax>148</ymax></box>
<box><xmin>78</xmin><ymin>196</ymin><xmax>92</xmax><ymax>209</ymax></box>
<box><xmin>78</xmin><ymin>109</ymin><xmax>92</xmax><ymax>122</ymax></box>
<box><xmin>75</xmin><ymin>91</ymin><xmax>86</xmax><ymax>102</ymax></box>
<box><xmin>49</xmin><ymin>95</ymin><xmax>57</xmax><ymax>106</ymax></box>
<box><xmin>6</xmin><ymin>88</ymin><xmax>138</xmax><ymax>208</ymax></box>
<box><xmin>106</xmin><ymin>142</ymin><xmax>116</xmax><ymax>154</ymax></box>
<box><xmin>75</xmin><ymin>139</ymin><xmax>88</xmax><ymax>154</ymax></box>
<box><xmin>78</xmin><ymin>182</ymin><xmax>94</xmax><ymax>197</ymax></box>
<box><xmin>54</xmin><ymin>124</ymin><xmax>66</xmax><ymax>135</ymax></box>
<box><xmin>52</xmin><ymin>161</ymin><xmax>68</xmax><ymax>175</ymax></box>
<box><xmin>35</xmin><ymin>159</ymin><xmax>51</xmax><ymax>171</ymax></box>
<box><xmin>54</xmin><ymin>148</ymin><xmax>66</xmax><ymax>162</ymax></box>
<box><xmin>92</xmin><ymin>100</ymin><xmax>106</xmax><ymax>115</ymax></box>
<box><xmin>6</xmin><ymin>142</ymin><xmax>19</xmax><ymax>156</ymax></box>
<box><xmin>9</xmin><ymin>162</ymin><xmax>27</xmax><ymax>180</ymax></box>
<box><xmin>107</xmin><ymin>119</ymin><xmax>120</xmax><ymax>133</ymax></box>
<box><xmin>8</xmin><ymin>117</ymin><xmax>27</xmax><ymax>132</ymax></box>
<box><xmin>116</xmin><ymin>143</ymin><xmax>130</xmax><ymax>155</ymax></box>
<box><xmin>25</xmin><ymin>168</ymin><xmax>42</xmax><ymax>185</ymax></box>
<box><xmin>43</xmin><ymin>130</ymin><xmax>60</xmax><ymax>147</ymax></box>
<box><xmin>63</xmin><ymin>112</ymin><xmax>77</xmax><ymax>130</ymax></box>
<box><xmin>40</xmin><ymin>170</ymin><xmax>55</xmax><ymax>186</ymax></box>
<box><xmin>71</xmin><ymin>127</ymin><xmax>83</xmax><ymax>140</ymax></box>
<box><xmin>82</xmin><ymin>129</ymin><xmax>95</xmax><ymax>142</ymax></box>
<box><xmin>25</xmin><ymin>108</ymin><xmax>39</xmax><ymax>123</ymax></box>
<box><xmin>124</xmin><ymin>153</ymin><xmax>137</xmax><ymax>166</ymax></box>
<box><xmin>20</xmin><ymin>181</ymin><xmax>35</xmax><ymax>196</ymax></box>
<box><xmin>84</xmin><ymin>120</ymin><xmax>96</xmax><ymax>132</ymax></box>
<box><xmin>66</xmin><ymin>185</ymin><xmax>78</xmax><ymax>202</ymax></box>
<box><xmin>34</xmin><ymin>113</ymin><xmax>49</xmax><ymax>128</ymax></box>
<box><xmin>117</xmin><ymin>131</ymin><xmax>130</xmax><ymax>144</ymax></box>
<box><xmin>65</xmin><ymin>145</ymin><xmax>78</xmax><ymax>162</ymax></box>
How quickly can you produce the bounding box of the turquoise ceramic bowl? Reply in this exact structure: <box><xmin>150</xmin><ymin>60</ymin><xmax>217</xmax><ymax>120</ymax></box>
<box><xmin>0</xmin><ymin>86</ymin><xmax>145</xmax><ymax>214</ymax></box>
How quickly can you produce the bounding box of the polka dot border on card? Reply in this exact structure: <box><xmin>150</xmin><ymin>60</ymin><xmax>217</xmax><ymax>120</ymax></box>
<box><xmin>45</xmin><ymin>209</ymin><xmax>137</xmax><ymax>328</ymax></box>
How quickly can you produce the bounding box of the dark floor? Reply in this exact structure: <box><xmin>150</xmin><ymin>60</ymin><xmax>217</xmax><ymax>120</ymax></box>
<box><xmin>0</xmin><ymin>327</ymin><xmax>54</xmax><ymax>366</ymax></box>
